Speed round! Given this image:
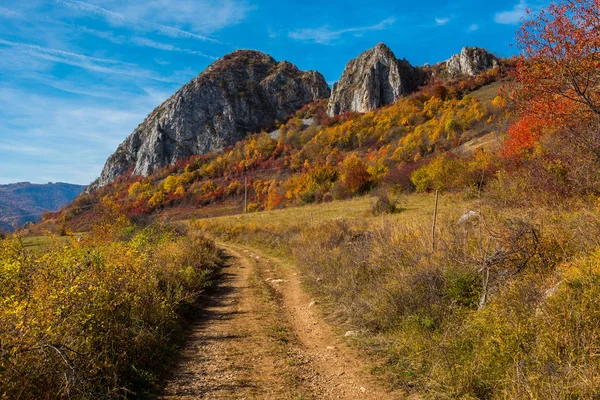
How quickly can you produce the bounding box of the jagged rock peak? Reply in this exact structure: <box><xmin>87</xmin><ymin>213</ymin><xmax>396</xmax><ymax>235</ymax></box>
<box><xmin>327</xmin><ymin>43</ymin><xmax>425</xmax><ymax>116</ymax></box>
<box><xmin>445</xmin><ymin>47</ymin><xmax>499</xmax><ymax>77</ymax></box>
<box><xmin>94</xmin><ymin>50</ymin><xmax>330</xmax><ymax>188</ymax></box>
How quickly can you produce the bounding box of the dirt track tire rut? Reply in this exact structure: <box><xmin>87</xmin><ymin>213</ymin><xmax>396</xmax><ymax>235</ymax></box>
<box><xmin>160</xmin><ymin>243</ymin><xmax>398</xmax><ymax>399</ymax></box>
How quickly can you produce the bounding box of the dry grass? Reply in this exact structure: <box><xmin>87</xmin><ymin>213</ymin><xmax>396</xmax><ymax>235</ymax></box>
<box><xmin>198</xmin><ymin>191</ymin><xmax>600</xmax><ymax>398</ymax></box>
<box><xmin>201</xmin><ymin>193</ymin><xmax>477</xmax><ymax>230</ymax></box>
<box><xmin>469</xmin><ymin>80</ymin><xmax>504</xmax><ymax>103</ymax></box>
<box><xmin>20</xmin><ymin>233</ymin><xmax>88</xmax><ymax>250</ymax></box>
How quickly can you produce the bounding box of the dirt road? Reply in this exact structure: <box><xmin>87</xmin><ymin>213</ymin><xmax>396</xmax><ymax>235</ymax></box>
<box><xmin>160</xmin><ymin>243</ymin><xmax>398</xmax><ymax>399</ymax></box>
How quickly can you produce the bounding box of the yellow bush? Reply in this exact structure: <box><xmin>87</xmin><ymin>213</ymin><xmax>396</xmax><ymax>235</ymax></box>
<box><xmin>0</xmin><ymin>224</ymin><xmax>220</xmax><ymax>398</ymax></box>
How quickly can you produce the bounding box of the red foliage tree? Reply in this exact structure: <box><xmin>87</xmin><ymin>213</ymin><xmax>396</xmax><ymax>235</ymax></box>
<box><xmin>510</xmin><ymin>0</ymin><xmax>600</xmax><ymax>155</ymax></box>
<box><xmin>503</xmin><ymin>115</ymin><xmax>550</xmax><ymax>156</ymax></box>
<box><xmin>341</xmin><ymin>156</ymin><xmax>372</xmax><ymax>194</ymax></box>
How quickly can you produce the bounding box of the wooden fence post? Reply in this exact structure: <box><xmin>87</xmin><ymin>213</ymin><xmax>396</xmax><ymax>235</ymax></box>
<box><xmin>432</xmin><ymin>190</ymin><xmax>439</xmax><ymax>252</ymax></box>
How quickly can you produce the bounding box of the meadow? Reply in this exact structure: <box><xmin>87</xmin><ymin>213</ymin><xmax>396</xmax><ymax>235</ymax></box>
<box><xmin>198</xmin><ymin>190</ymin><xmax>600</xmax><ymax>398</ymax></box>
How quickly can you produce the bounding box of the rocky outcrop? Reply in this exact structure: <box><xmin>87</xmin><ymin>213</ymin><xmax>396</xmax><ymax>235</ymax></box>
<box><xmin>96</xmin><ymin>50</ymin><xmax>330</xmax><ymax>187</ymax></box>
<box><xmin>445</xmin><ymin>47</ymin><xmax>499</xmax><ymax>77</ymax></box>
<box><xmin>327</xmin><ymin>43</ymin><xmax>425</xmax><ymax>116</ymax></box>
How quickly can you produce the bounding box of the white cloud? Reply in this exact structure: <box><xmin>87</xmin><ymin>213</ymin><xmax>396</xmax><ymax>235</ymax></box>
<box><xmin>0</xmin><ymin>6</ymin><xmax>21</xmax><ymax>18</ymax></box>
<box><xmin>435</xmin><ymin>17</ymin><xmax>450</xmax><ymax>26</ymax></box>
<box><xmin>0</xmin><ymin>38</ymin><xmax>179</xmax><ymax>82</ymax></box>
<box><xmin>56</xmin><ymin>0</ymin><xmax>222</xmax><ymax>42</ymax></box>
<box><xmin>468</xmin><ymin>24</ymin><xmax>480</xmax><ymax>32</ymax></box>
<box><xmin>289</xmin><ymin>17</ymin><xmax>396</xmax><ymax>45</ymax></box>
<box><xmin>56</xmin><ymin>0</ymin><xmax>253</xmax><ymax>41</ymax></box>
<box><xmin>494</xmin><ymin>0</ymin><xmax>529</xmax><ymax>25</ymax></box>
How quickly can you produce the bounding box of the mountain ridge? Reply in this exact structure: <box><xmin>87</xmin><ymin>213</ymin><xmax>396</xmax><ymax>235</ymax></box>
<box><xmin>93</xmin><ymin>43</ymin><xmax>500</xmax><ymax>189</ymax></box>
<box><xmin>0</xmin><ymin>182</ymin><xmax>86</xmax><ymax>232</ymax></box>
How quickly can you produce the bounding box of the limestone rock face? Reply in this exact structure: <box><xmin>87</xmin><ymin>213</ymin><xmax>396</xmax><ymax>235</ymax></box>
<box><xmin>446</xmin><ymin>47</ymin><xmax>499</xmax><ymax>77</ymax></box>
<box><xmin>96</xmin><ymin>50</ymin><xmax>330</xmax><ymax>187</ymax></box>
<box><xmin>327</xmin><ymin>43</ymin><xmax>425</xmax><ymax>116</ymax></box>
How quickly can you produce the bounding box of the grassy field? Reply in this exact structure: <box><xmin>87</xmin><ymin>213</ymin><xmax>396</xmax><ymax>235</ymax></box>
<box><xmin>198</xmin><ymin>191</ymin><xmax>600</xmax><ymax>398</ymax></box>
<box><xmin>469</xmin><ymin>80</ymin><xmax>504</xmax><ymax>103</ymax></box>
<box><xmin>200</xmin><ymin>192</ymin><xmax>477</xmax><ymax>230</ymax></box>
<box><xmin>21</xmin><ymin>233</ymin><xmax>88</xmax><ymax>250</ymax></box>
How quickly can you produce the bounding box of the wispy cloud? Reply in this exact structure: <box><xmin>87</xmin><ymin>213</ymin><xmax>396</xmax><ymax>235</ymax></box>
<box><xmin>468</xmin><ymin>23</ymin><xmax>480</xmax><ymax>32</ymax></box>
<box><xmin>0</xmin><ymin>143</ymin><xmax>57</xmax><ymax>157</ymax></box>
<box><xmin>0</xmin><ymin>38</ymin><xmax>130</xmax><ymax>66</ymax></box>
<box><xmin>435</xmin><ymin>17</ymin><xmax>451</xmax><ymax>26</ymax></box>
<box><xmin>56</xmin><ymin>0</ymin><xmax>222</xmax><ymax>43</ymax></box>
<box><xmin>289</xmin><ymin>17</ymin><xmax>396</xmax><ymax>45</ymax></box>
<box><xmin>0</xmin><ymin>85</ymin><xmax>165</xmax><ymax>184</ymax></box>
<box><xmin>70</xmin><ymin>24</ymin><xmax>218</xmax><ymax>59</ymax></box>
<box><xmin>130</xmin><ymin>37</ymin><xmax>217</xmax><ymax>59</ymax></box>
<box><xmin>0</xmin><ymin>38</ymin><xmax>181</xmax><ymax>82</ymax></box>
<box><xmin>116</xmin><ymin>0</ymin><xmax>255</xmax><ymax>35</ymax></box>
<box><xmin>0</xmin><ymin>6</ymin><xmax>21</xmax><ymax>18</ymax></box>
<box><xmin>494</xmin><ymin>0</ymin><xmax>530</xmax><ymax>25</ymax></box>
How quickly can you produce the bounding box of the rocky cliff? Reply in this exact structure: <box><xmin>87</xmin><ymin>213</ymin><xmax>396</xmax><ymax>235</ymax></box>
<box><xmin>445</xmin><ymin>47</ymin><xmax>499</xmax><ymax>77</ymax></box>
<box><xmin>327</xmin><ymin>43</ymin><xmax>425</xmax><ymax>116</ymax></box>
<box><xmin>96</xmin><ymin>50</ymin><xmax>330</xmax><ymax>187</ymax></box>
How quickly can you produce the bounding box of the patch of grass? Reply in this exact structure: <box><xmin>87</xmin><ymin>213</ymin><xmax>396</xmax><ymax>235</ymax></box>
<box><xmin>21</xmin><ymin>233</ymin><xmax>88</xmax><ymax>250</ymax></box>
<box><xmin>469</xmin><ymin>80</ymin><xmax>504</xmax><ymax>103</ymax></box>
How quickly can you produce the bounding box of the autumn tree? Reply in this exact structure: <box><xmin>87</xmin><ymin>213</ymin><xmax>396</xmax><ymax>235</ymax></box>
<box><xmin>341</xmin><ymin>155</ymin><xmax>372</xmax><ymax>194</ymax></box>
<box><xmin>512</xmin><ymin>0</ymin><xmax>600</xmax><ymax>155</ymax></box>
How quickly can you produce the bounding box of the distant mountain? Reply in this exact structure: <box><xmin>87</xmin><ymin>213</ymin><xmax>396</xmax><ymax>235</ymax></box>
<box><xmin>0</xmin><ymin>182</ymin><xmax>86</xmax><ymax>232</ymax></box>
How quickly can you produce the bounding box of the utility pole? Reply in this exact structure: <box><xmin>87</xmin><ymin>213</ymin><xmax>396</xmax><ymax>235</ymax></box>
<box><xmin>244</xmin><ymin>173</ymin><xmax>248</xmax><ymax>214</ymax></box>
<box><xmin>432</xmin><ymin>189</ymin><xmax>439</xmax><ymax>252</ymax></box>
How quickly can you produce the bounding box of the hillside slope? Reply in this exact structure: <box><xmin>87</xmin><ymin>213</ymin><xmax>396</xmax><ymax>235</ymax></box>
<box><xmin>55</xmin><ymin>77</ymin><xmax>508</xmax><ymax>231</ymax></box>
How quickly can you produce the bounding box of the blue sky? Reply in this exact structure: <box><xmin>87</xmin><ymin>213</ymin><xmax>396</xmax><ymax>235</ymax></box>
<box><xmin>0</xmin><ymin>0</ymin><xmax>547</xmax><ymax>185</ymax></box>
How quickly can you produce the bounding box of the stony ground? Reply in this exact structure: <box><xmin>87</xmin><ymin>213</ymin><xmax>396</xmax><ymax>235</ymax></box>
<box><xmin>160</xmin><ymin>243</ymin><xmax>399</xmax><ymax>400</ymax></box>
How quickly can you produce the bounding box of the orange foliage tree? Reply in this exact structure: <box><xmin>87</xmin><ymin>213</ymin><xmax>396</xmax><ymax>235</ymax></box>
<box><xmin>511</xmin><ymin>0</ymin><xmax>600</xmax><ymax>155</ymax></box>
<box><xmin>503</xmin><ymin>114</ymin><xmax>551</xmax><ymax>156</ymax></box>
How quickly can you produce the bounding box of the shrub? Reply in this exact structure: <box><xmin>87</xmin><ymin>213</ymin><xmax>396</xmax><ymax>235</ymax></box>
<box><xmin>370</xmin><ymin>187</ymin><xmax>404</xmax><ymax>216</ymax></box>
<box><xmin>247</xmin><ymin>202</ymin><xmax>260</xmax><ymax>212</ymax></box>
<box><xmin>0</xmin><ymin>223</ymin><xmax>220</xmax><ymax>398</ymax></box>
<box><xmin>341</xmin><ymin>155</ymin><xmax>372</xmax><ymax>194</ymax></box>
<box><xmin>225</xmin><ymin>180</ymin><xmax>241</xmax><ymax>196</ymax></box>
